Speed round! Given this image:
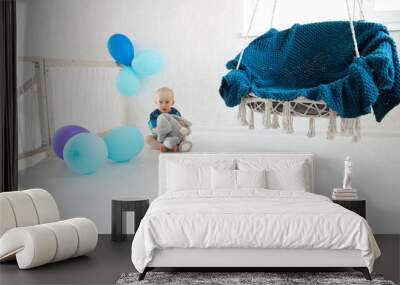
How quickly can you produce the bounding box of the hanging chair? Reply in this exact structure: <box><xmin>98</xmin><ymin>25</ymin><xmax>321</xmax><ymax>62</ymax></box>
<box><xmin>219</xmin><ymin>0</ymin><xmax>400</xmax><ymax>141</ymax></box>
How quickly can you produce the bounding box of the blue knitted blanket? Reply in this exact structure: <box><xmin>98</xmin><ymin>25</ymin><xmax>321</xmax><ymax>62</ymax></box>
<box><xmin>219</xmin><ymin>21</ymin><xmax>400</xmax><ymax>122</ymax></box>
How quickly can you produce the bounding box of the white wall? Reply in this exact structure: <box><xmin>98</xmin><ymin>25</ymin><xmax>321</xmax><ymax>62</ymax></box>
<box><xmin>17</xmin><ymin>0</ymin><xmax>400</xmax><ymax>234</ymax></box>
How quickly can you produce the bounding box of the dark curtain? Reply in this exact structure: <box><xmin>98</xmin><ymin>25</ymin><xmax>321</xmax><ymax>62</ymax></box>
<box><xmin>0</xmin><ymin>0</ymin><xmax>18</xmax><ymax>192</ymax></box>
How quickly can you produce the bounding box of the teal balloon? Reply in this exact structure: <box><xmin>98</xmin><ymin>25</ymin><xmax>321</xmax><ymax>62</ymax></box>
<box><xmin>104</xmin><ymin>126</ymin><xmax>144</xmax><ymax>163</ymax></box>
<box><xmin>116</xmin><ymin>67</ymin><xmax>141</xmax><ymax>96</ymax></box>
<box><xmin>63</xmin><ymin>133</ymin><xmax>108</xmax><ymax>175</ymax></box>
<box><xmin>131</xmin><ymin>50</ymin><xmax>164</xmax><ymax>77</ymax></box>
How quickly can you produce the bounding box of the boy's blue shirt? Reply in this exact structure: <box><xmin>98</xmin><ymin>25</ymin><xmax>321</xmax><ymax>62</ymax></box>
<box><xmin>148</xmin><ymin>107</ymin><xmax>181</xmax><ymax>131</ymax></box>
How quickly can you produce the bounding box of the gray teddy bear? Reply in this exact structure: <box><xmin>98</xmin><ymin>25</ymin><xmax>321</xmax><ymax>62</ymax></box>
<box><xmin>156</xmin><ymin>113</ymin><xmax>192</xmax><ymax>152</ymax></box>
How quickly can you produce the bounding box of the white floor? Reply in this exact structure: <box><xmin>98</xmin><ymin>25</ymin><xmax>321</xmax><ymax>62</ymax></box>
<box><xmin>19</xmin><ymin>149</ymin><xmax>159</xmax><ymax>234</ymax></box>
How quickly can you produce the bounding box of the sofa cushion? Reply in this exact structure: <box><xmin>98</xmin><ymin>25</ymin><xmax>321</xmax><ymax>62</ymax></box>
<box><xmin>0</xmin><ymin>196</ymin><xmax>17</xmax><ymax>237</ymax></box>
<box><xmin>0</xmin><ymin>218</ymin><xmax>97</xmax><ymax>269</ymax></box>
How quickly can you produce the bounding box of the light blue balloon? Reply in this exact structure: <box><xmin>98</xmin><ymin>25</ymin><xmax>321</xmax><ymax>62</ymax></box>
<box><xmin>116</xmin><ymin>67</ymin><xmax>141</xmax><ymax>96</ymax></box>
<box><xmin>131</xmin><ymin>50</ymin><xmax>164</xmax><ymax>77</ymax></box>
<box><xmin>103</xmin><ymin>126</ymin><xmax>144</xmax><ymax>163</ymax></box>
<box><xmin>63</xmin><ymin>133</ymin><xmax>108</xmax><ymax>175</ymax></box>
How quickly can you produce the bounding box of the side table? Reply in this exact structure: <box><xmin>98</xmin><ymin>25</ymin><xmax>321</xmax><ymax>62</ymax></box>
<box><xmin>111</xmin><ymin>197</ymin><xmax>149</xmax><ymax>241</ymax></box>
<box><xmin>332</xmin><ymin>199</ymin><xmax>366</xmax><ymax>219</ymax></box>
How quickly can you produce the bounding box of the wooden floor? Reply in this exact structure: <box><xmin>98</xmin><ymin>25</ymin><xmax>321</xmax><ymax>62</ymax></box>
<box><xmin>0</xmin><ymin>235</ymin><xmax>399</xmax><ymax>285</ymax></box>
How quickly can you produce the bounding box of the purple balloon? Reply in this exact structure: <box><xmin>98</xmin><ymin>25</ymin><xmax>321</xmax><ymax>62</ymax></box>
<box><xmin>52</xmin><ymin>125</ymin><xmax>89</xmax><ymax>160</ymax></box>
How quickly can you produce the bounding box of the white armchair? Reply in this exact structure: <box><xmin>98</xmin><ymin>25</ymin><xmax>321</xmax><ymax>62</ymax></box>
<box><xmin>0</xmin><ymin>189</ymin><xmax>98</xmax><ymax>269</ymax></box>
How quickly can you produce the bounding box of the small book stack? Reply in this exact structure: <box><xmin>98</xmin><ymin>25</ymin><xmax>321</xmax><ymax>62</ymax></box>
<box><xmin>332</xmin><ymin>188</ymin><xmax>358</xmax><ymax>200</ymax></box>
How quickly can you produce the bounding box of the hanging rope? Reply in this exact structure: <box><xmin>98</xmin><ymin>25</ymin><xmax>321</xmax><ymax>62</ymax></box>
<box><xmin>236</xmin><ymin>0</ymin><xmax>261</xmax><ymax>70</ymax></box>
<box><xmin>352</xmin><ymin>0</ymin><xmax>365</xmax><ymax>21</ymax></box>
<box><xmin>356</xmin><ymin>0</ymin><xmax>365</xmax><ymax>20</ymax></box>
<box><xmin>269</xmin><ymin>0</ymin><xmax>278</xmax><ymax>29</ymax></box>
<box><xmin>236</xmin><ymin>0</ymin><xmax>261</xmax><ymax>127</ymax></box>
<box><xmin>345</xmin><ymin>0</ymin><xmax>361</xmax><ymax>58</ymax></box>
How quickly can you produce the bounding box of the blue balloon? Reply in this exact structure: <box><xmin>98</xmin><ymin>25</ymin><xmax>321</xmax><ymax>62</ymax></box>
<box><xmin>63</xmin><ymin>133</ymin><xmax>108</xmax><ymax>175</ymax></box>
<box><xmin>131</xmin><ymin>50</ymin><xmax>164</xmax><ymax>77</ymax></box>
<box><xmin>103</xmin><ymin>126</ymin><xmax>144</xmax><ymax>163</ymax></box>
<box><xmin>107</xmin><ymin>34</ymin><xmax>134</xmax><ymax>66</ymax></box>
<box><xmin>116</xmin><ymin>67</ymin><xmax>141</xmax><ymax>96</ymax></box>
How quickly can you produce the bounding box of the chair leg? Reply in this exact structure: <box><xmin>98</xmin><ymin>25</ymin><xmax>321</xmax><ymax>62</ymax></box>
<box><xmin>138</xmin><ymin>268</ymin><xmax>148</xmax><ymax>281</ymax></box>
<box><xmin>354</xmin><ymin>267</ymin><xmax>372</xmax><ymax>280</ymax></box>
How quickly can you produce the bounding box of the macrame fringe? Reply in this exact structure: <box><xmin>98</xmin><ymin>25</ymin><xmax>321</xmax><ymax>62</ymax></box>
<box><xmin>282</xmin><ymin>102</ymin><xmax>289</xmax><ymax>130</ymax></box>
<box><xmin>262</xmin><ymin>100</ymin><xmax>272</xmax><ymax>128</ymax></box>
<box><xmin>282</xmin><ymin>102</ymin><xmax>294</xmax><ymax>133</ymax></box>
<box><xmin>341</xmin><ymin>119</ymin><xmax>353</xmax><ymax>135</ymax></box>
<box><xmin>340</xmin><ymin>119</ymin><xmax>349</xmax><ymax>135</ymax></box>
<box><xmin>237</xmin><ymin>100</ymin><xmax>248</xmax><ymax>126</ymax></box>
<box><xmin>248</xmin><ymin>109</ymin><xmax>255</xmax><ymax>129</ymax></box>
<box><xmin>352</xmin><ymin>118</ymin><xmax>361</xmax><ymax>142</ymax></box>
<box><xmin>272</xmin><ymin>113</ymin><xmax>279</xmax><ymax>129</ymax></box>
<box><xmin>340</xmin><ymin>118</ymin><xmax>361</xmax><ymax>141</ymax></box>
<box><xmin>237</xmin><ymin>98</ymin><xmax>361</xmax><ymax>142</ymax></box>
<box><xmin>327</xmin><ymin>111</ymin><xmax>338</xmax><ymax>140</ymax></box>
<box><xmin>348</xmin><ymin>119</ymin><xmax>354</xmax><ymax>135</ymax></box>
<box><xmin>289</xmin><ymin>116</ymin><xmax>294</xmax><ymax>133</ymax></box>
<box><xmin>307</xmin><ymin>117</ymin><xmax>315</xmax><ymax>138</ymax></box>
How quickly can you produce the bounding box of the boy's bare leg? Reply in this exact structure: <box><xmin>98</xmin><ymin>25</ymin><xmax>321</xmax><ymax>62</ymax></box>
<box><xmin>145</xmin><ymin>135</ymin><xmax>161</xmax><ymax>150</ymax></box>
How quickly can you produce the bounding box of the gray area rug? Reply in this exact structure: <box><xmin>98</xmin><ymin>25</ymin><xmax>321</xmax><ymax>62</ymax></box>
<box><xmin>116</xmin><ymin>272</ymin><xmax>396</xmax><ymax>285</ymax></box>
